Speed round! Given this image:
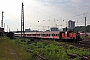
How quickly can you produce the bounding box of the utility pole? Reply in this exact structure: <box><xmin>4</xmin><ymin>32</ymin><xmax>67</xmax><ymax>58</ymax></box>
<box><xmin>21</xmin><ymin>2</ymin><xmax>24</xmax><ymax>38</ymax></box>
<box><xmin>4</xmin><ymin>23</ymin><xmax>5</xmax><ymax>31</ymax></box>
<box><xmin>85</xmin><ymin>16</ymin><xmax>86</xmax><ymax>34</ymax></box>
<box><xmin>7</xmin><ymin>25</ymin><xmax>8</xmax><ymax>32</ymax></box>
<box><xmin>1</xmin><ymin>11</ymin><xmax>4</xmax><ymax>28</ymax></box>
<box><xmin>48</xmin><ymin>26</ymin><xmax>49</xmax><ymax>30</ymax></box>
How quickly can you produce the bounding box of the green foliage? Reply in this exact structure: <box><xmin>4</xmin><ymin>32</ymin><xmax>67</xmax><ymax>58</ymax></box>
<box><xmin>83</xmin><ymin>36</ymin><xmax>90</xmax><ymax>39</ymax></box>
<box><xmin>13</xmin><ymin>37</ymin><xmax>90</xmax><ymax>60</ymax></box>
<box><xmin>73</xmin><ymin>58</ymin><xmax>80</xmax><ymax>60</ymax></box>
<box><xmin>67</xmin><ymin>47</ymin><xmax>90</xmax><ymax>56</ymax></box>
<box><xmin>74</xmin><ymin>25</ymin><xmax>90</xmax><ymax>32</ymax></box>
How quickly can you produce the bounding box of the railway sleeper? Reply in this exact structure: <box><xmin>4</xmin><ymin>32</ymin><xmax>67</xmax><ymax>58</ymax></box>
<box><xmin>27</xmin><ymin>48</ymin><xmax>47</xmax><ymax>60</ymax></box>
<box><xmin>67</xmin><ymin>53</ymin><xmax>89</xmax><ymax>60</ymax></box>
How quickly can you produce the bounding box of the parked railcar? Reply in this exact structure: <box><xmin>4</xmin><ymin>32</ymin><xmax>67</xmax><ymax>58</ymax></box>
<box><xmin>6</xmin><ymin>32</ymin><xmax>14</xmax><ymax>39</ymax></box>
<box><xmin>80</xmin><ymin>33</ymin><xmax>88</xmax><ymax>37</ymax></box>
<box><xmin>14</xmin><ymin>31</ymin><xmax>81</xmax><ymax>42</ymax></box>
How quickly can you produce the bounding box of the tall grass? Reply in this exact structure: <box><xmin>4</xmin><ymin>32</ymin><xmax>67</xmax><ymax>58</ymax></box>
<box><xmin>0</xmin><ymin>37</ymin><xmax>33</xmax><ymax>60</ymax></box>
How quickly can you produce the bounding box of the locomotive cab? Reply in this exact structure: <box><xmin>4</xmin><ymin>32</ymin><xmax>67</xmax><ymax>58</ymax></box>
<box><xmin>60</xmin><ymin>30</ymin><xmax>81</xmax><ymax>42</ymax></box>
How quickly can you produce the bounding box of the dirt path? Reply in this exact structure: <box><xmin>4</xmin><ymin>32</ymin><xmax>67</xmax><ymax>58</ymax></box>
<box><xmin>8</xmin><ymin>46</ymin><xmax>19</xmax><ymax>60</ymax></box>
<box><xmin>9</xmin><ymin>49</ymin><xmax>19</xmax><ymax>60</ymax></box>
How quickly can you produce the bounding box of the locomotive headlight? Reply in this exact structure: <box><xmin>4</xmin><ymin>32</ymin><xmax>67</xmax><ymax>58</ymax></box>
<box><xmin>65</xmin><ymin>31</ymin><xmax>67</xmax><ymax>34</ymax></box>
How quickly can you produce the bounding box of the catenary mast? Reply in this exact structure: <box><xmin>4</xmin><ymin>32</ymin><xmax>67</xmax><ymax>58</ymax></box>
<box><xmin>21</xmin><ymin>2</ymin><xmax>24</xmax><ymax>38</ymax></box>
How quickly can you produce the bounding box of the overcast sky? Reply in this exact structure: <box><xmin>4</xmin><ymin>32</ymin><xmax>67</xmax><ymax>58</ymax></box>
<box><xmin>0</xmin><ymin>0</ymin><xmax>90</xmax><ymax>31</ymax></box>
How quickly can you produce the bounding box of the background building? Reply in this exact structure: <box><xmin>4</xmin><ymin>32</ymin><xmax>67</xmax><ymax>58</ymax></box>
<box><xmin>50</xmin><ymin>27</ymin><xmax>59</xmax><ymax>31</ymax></box>
<box><xmin>68</xmin><ymin>20</ymin><xmax>75</xmax><ymax>29</ymax></box>
<box><xmin>25</xmin><ymin>28</ymin><xmax>31</xmax><ymax>32</ymax></box>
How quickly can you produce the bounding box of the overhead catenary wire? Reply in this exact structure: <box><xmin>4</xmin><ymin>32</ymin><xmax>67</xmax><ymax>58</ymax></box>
<box><xmin>24</xmin><ymin>3</ymin><xmax>90</xmax><ymax>30</ymax></box>
<box><xmin>3</xmin><ymin>2</ymin><xmax>90</xmax><ymax>31</ymax></box>
<box><xmin>24</xmin><ymin>3</ymin><xmax>89</xmax><ymax>22</ymax></box>
<box><xmin>24</xmin><ymin>3</ymin><xmax>64</xmax><ymax>21</ymax></box>
<box><xmin>4</xmin><ymin>12</ymin><xmax>21</xmax><ymax>31</ymax></box>
<box><xmin>4</xmin><ymin>12</ymin><xmax>20</xmax><ymax>20</ymax></box>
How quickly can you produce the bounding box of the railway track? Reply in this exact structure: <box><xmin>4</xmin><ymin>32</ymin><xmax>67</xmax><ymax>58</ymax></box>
<box><xmin>30</xmin><ymin>38</ymin><xmax>90</xmax><ymax>60</ymax></box>
<box><xmin>27</xmin><ymin>48</ymin><xmax>46</xmax><ymax>60</ymax></box>
<box><xmin>66</xmin><ymin>40</ymin><xmax>90</xmax><ymax>49</ymax></box>
<box><xmin>15</xmin><ymin>38</ymin><xmax>90</xmax><ymax>60</ymax></box>
<box><xmin>28</xmin><ymin>37</ymin><xmax>90</xmax><ymax>50</ymax></box>
<box><xmin>15</xmin><ymin>39</ymin><xmax>47</xmax><ymax>60</ymax></box>
<box><xmin>29</xmin><ymin>38</ymin><xmax>90</xmax><ymax>49</ymax></box>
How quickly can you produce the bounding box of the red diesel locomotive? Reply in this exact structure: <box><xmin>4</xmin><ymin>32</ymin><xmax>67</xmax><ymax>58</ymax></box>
<box><xmin>15</xmin><ymin>31</ymin><xmax>81</xmax><ymax>42</ymax></box>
